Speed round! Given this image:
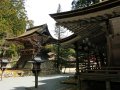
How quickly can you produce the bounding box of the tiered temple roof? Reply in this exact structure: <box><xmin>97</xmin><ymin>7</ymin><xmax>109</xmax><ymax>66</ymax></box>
<box><xmin>6</xmin><ymin>24</ymin><xmax>54</xmax><ymax>68</ymax></box>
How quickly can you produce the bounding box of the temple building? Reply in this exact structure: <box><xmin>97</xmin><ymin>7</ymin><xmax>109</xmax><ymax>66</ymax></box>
<box><xmin>50</xmin><ymin>0</ymin><xmax>120</xmax><ymax>90</ymax></box>
<box><xmin>6</xmin><ymin>24</ymin><xmax>53</xmax><ymax>69</ymax></box>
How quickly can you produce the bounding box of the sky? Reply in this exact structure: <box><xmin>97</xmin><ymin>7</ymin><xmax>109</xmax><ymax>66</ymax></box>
<box><xmin>25</xmin><ymin>0</ymin><xmax>73</xmax><ymax>38</ymax></box>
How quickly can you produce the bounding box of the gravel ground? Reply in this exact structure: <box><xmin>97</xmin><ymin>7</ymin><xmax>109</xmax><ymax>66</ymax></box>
<box><xmin>0</xmin><ymin>74</ymin><xmax>75</xmax><ymax>90</ymax></box>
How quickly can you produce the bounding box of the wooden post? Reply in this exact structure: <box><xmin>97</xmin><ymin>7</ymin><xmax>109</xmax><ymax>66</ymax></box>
<box><xmin>105</xmin><ymin>20</ymin><xmax>113</xmax><ymax>66</ymax></box>
<box><xmin>78</xmin><ymin>79</ymin><xmax>88</xmax><ymax>90</ymax></box>
<box><xmin>74</xmin><ymin>42</ymin><xmax>80</xmax><ymax>77</ymax></box>
<box><xmin>78</xmin><ymin>78</ymin><xmax>83</xmax><ymax>90</ymax></box>
<box><xmin>57</xmin><ymin>42</ymin><xmax>60</xmax><ymax>70</ymax></box>
<box><xmin>106</xmin><ymin>81</ymin><xmax>111</xmax><ymax>90</ymax></box>
<box><xmin>0</xmin><ymin>70</ymin><xmax>3</xmax><ymax>81</ymax></box>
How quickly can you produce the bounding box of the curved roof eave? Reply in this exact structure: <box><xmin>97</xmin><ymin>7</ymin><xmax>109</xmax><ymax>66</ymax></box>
<box><xmin>6</xmin><ymin>29</ymin><xmax>39</xmax><ymax>41</ymax></box>
<box><xmin>6</xmin><ymin>24</ymin><xmax>54</xmax><ymax>41</ymax></box>
<box><xmin>50</xmin><ymin>0</ymin><xmax>120</xmax><ymax>22</ymax></box>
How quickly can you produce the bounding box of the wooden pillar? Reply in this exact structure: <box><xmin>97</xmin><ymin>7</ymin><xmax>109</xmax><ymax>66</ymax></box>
<box><xmin>78</xmin><ymin>79</ymin><xmax>83</xmax><ymax>90</ymax></box>
<box><xmin>106</xmin><ymin>81</ymin><xmax>111</xmax><ymax>90</ymax></box>
<box><xmin>74</xmin><ymin>42</ymin><xmax>80</xmax><ymax>77</ymax></box>
<box><xmin>106</xmin><ymin>36</ymin><xmax>112</xmax><ymax>66</ymax></box>
<box><xmin>108</xmin><ymin>17</ymin><xmax>120</xmax><ymax>66</ymax></box>
<box><xmin>78</xmin><ymin>79</ymin><xmax>88</xmax><ymax>90</ymax></box>
<box><xmin>105</xmin><ymin>20</ymin><xmax>113</xmax><ymax>66</ymax></box>
<box><xmin>57</xmin><ymin>41</ymin><xmax>60</xmax><ymax>70</ymax></box>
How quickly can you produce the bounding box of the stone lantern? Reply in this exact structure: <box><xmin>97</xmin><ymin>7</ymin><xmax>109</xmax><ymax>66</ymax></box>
<box><xmin>31</xmin><ymin>56</ymin><xmax>44</xmax><ymax>88</ymax></box>
<box><xmin>0</xmin><ymin>58</ymin><xmax>9</xmax><ymax>80</ymax></box>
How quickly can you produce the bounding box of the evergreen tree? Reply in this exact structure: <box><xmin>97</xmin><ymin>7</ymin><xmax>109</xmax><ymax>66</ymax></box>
<box><xmin>72</xmin><ymin>0</ymin><xmax>100</xmax><ymax>10</ymax></box>
<box><xmin>54</xmin><ymin>4</ymin><xmax>68</xmax><ymax>39</ymax></box>
<box><xmin>0</xmin><ymin>0</ymin><xmax>28</xmax><ymax>59</ymax></box>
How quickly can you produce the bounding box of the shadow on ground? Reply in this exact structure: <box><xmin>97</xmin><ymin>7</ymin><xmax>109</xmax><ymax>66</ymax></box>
<box><xmin>13</xmin><ymin>74</ymin><xmax>76</xmax><ymax>90</ymax></box>
<box><xmin>11</xmin><ymin>87</ymin><xmax>26</xmax><ymax>90</ymax></box>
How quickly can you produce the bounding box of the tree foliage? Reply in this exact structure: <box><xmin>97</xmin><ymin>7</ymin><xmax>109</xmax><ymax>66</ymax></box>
<box><xmin>45</xmin><ymin>44</ymin><xmax>75</xmax><ymax>59</ymax></box>
<box><xmin>0</xmin><ymin>0</ymin><xmax>27</xmax><ymax>37</ymax></box>
<box><xmin>54</xmin><ymin>4</ymin><xmax>68</xmax><ymax>39</ymax></box>
<box><xmin>0</xmin><ymin>0</ymin><xmax>29</xmax><ymax>58</ymax></box>
<box><xmin>72</xmin><ymin>0</ymin><xmax>100</xmax><ymax>10</ymax></box>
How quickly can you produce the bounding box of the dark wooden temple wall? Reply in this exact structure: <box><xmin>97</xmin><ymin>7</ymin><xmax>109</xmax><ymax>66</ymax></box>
<box><xmin>111</xmin><ymin>35</ymin><xmax>120</xmax><ymax>66</ymax></box>
<box><xmin>110</xmin><ymin>17</ymin><xmax>120</xmax><ymax>66</ymax></box>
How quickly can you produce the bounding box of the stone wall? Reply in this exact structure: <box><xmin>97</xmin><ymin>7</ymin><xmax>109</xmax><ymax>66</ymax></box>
<box><xmin>40</xmin><ymin>60</ymin><xmax>58</xmax><ymax>75</ymax></box>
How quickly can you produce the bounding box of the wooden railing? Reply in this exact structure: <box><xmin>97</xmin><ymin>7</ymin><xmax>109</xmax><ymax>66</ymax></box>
<box><xmin>79</xmin><ymin>65</ymin><xmax>120</xmax><ymax>74</ymax></box>
<box><xmin>77</xmin><ymin>67</ymin><xmax>120</xmax><ymax>82</ymax></box>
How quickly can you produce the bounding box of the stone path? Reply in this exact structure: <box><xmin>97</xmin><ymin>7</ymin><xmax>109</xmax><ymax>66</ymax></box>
<box><xmin>0</xmin><ymin>74</ymin><xmax>75</xmax><ymax>90</ymax></box>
